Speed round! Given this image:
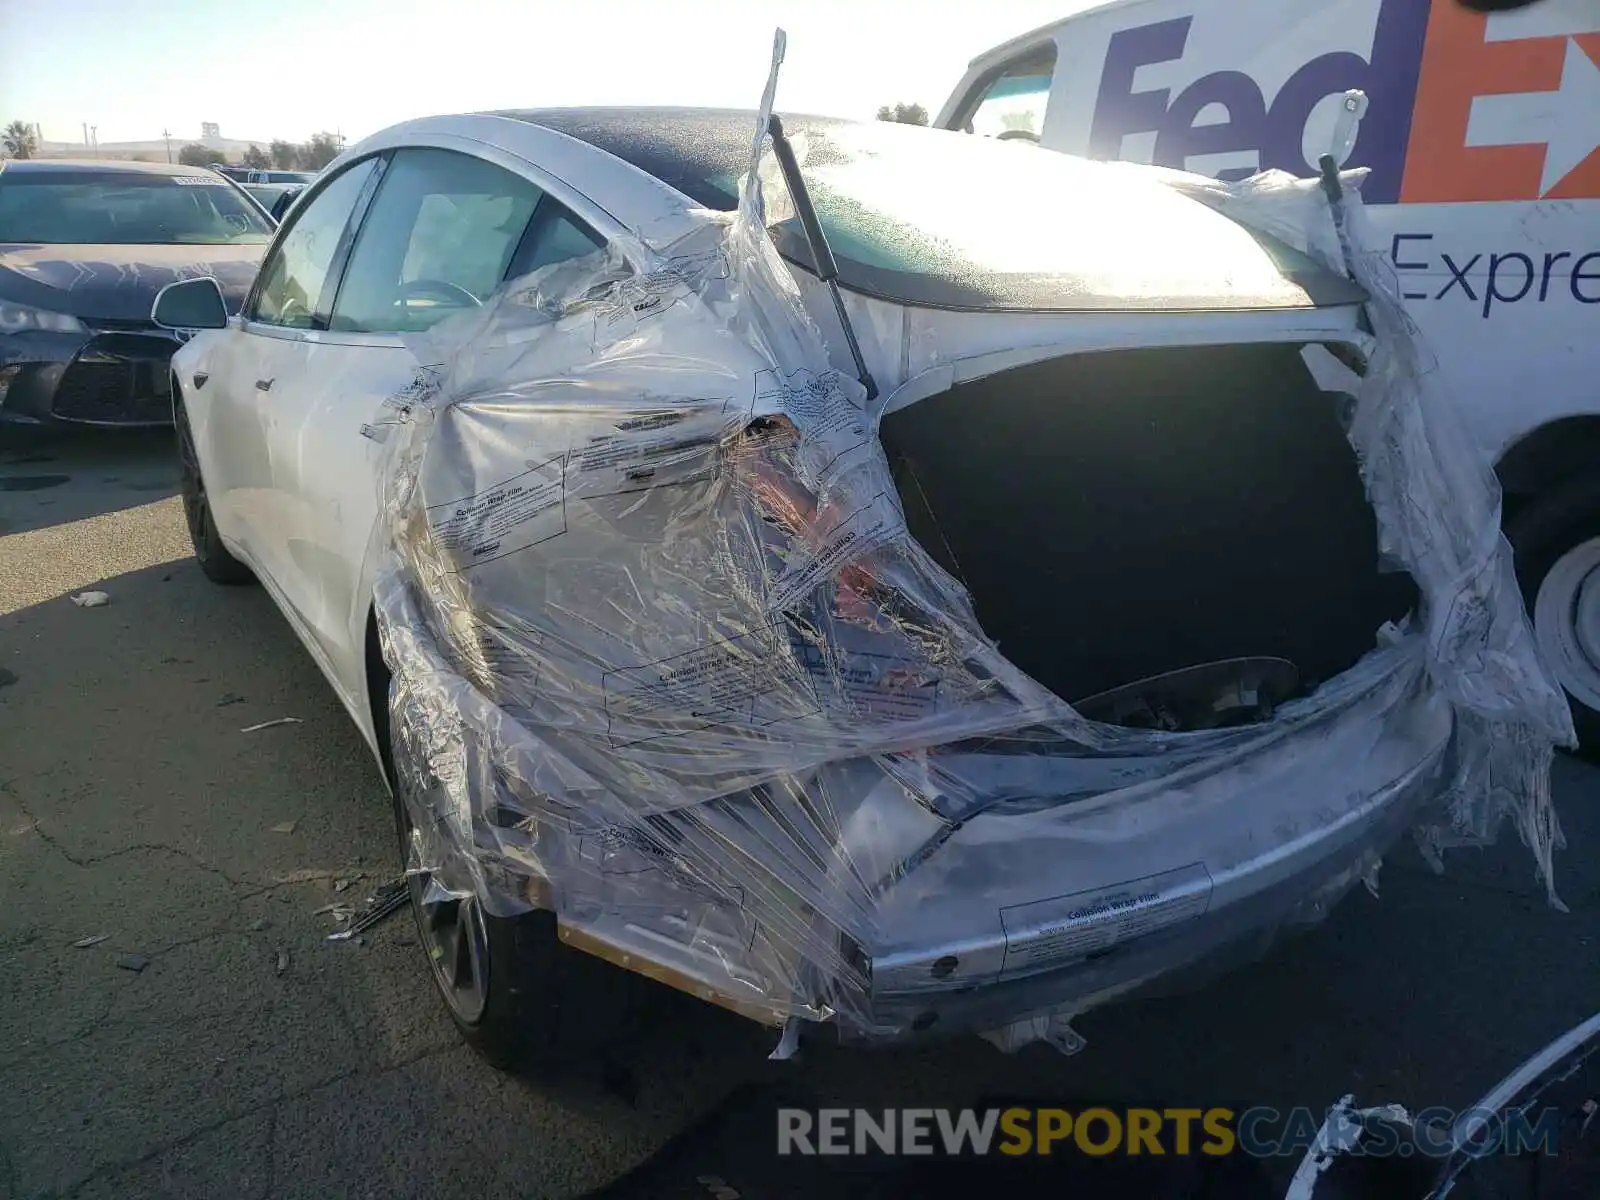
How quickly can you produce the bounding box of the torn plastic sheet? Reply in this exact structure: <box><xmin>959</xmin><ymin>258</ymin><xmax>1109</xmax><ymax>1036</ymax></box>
<box><xmin>371</xmin><ymin>33</ymin><xmax>1571</xmax><ymax>1047</ymax></box>
<box><xmin>1143</xmin><ymin>163</ymin><xmax>1573</xmax><ymax>896</ymax></box>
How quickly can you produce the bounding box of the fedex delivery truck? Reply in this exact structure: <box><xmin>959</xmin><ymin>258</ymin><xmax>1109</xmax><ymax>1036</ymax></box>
<box><xmin>937</xmin><ymin>0</ymin><xmax>1600</xmax><ymax>747</ymax></box>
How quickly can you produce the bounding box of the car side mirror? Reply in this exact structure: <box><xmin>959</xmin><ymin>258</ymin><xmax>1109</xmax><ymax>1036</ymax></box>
<box><xmin>152</xmin><ymin>277</ymin><xmax>229</xmax><ymax>331</ymax></box>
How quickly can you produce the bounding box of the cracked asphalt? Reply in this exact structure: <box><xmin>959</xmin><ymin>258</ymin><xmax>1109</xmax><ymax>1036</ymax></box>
<box><xmin>2</xmin><ymin>429</ymin><xmax>1597</xmax><ymax>1200</ymax></box>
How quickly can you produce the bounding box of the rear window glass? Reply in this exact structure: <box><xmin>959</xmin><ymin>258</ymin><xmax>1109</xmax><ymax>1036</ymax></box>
<box><xmin>0</xmin><ymin>173</ymin><xmax>274</xmax><ymax>245</ymax></box>
<box><xmin>669</xmin><ymin>120</ymin><xmax>1354</xmax><ymax>311</ymax></box>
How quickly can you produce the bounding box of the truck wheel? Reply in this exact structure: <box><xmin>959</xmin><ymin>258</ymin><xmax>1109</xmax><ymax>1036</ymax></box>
<box><xmin>372</xmin><ymin>656</ymin><xmax>635</xmax><ymax>1071</ymax></box>
<box><xmin>1506</xmin><ymin>477</ymin><xmax>1600</xmax><ymax>759</ymax></box>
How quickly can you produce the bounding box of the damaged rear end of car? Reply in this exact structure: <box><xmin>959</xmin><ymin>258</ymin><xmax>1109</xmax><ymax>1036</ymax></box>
<box><xmin>365</xmin><ymin>41</ymin><xmax>1575</xmax><ymax>1062</ymax></box>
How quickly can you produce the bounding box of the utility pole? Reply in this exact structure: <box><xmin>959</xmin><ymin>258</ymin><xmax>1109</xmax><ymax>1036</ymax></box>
<box><xmin>90</xmin><ymin>126</ymin><xmax>98</xmax><ymax>156</ymax></box>
<box><xmin>82</xmin><ymin>122</ymin><xmax>89</xmax><ymax>152</ymax></box>
<box><xmin>163</xmin><ymin>129</ymin><xmax>173</xmax><ymax>163</ymax></box>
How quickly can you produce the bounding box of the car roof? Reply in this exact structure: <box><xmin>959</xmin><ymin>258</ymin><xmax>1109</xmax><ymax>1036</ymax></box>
<box><xmin>0</xmin><ymin>158</ymin><xmax>221</xmax><ymax>179</ymax></box>
<box><xmin>490</xmin><ymin>107</ymin><xmax>854</xmax><ymax>212</ymax></box>
<box><xmin>350</xmin><ymin>107</ymin><xmax>1363</xmax><ymax>315</ymax></box>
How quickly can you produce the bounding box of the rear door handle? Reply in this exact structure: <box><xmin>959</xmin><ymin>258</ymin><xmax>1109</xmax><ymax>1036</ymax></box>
<box><xmin>255</xmin><ymin>378</ymin><xmax>274</xmax><ymax>392</ymax></box>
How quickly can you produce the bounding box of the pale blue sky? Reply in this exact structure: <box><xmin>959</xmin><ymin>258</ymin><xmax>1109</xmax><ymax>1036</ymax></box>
<box><xmin>0</xmin><ymin>0</ymin><xmax>1092</xmax><ymax>146</ymax></box>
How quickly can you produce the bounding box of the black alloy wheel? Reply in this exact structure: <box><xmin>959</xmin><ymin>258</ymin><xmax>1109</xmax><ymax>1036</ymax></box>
<box><xmin>175</xmin><ymin>396</ymin><xmax>253</xmax><ymax>585</ymax></box>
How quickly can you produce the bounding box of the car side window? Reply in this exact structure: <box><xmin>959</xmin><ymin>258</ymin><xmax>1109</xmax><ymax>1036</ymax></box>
<box><xmin>508</xmin><ymin>198</ymin><xmax>607</xmax><ymax>281</ymax></box>
<box><xmin>330</xmin><ymin>148</ymin><xmax>554</xmax><ymax>334</ymax></box>
<box><xmin>956</xmin><ymin>43</ymin><xmax>1058</xmax><ymax>142</ymax></box>
<box><xmin>250</xmin><ymin>158</ymin><xmax>379</xmax><ymax>329</ymax></box>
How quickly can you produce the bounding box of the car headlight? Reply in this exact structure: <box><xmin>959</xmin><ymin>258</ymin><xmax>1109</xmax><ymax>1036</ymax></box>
<box><xmin>0</xmin><ymin>300</ymin><xmax>86</xmax><ymax>335</ymax></box>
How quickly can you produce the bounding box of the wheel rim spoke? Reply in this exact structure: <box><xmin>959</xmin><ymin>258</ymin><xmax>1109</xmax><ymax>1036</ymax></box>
<box><xmin>411</xmin><ymin>868</ymin><xmax>488</xmax><ymax>1023</ymax></box>
<box><xmin>450</xmin><ymin>902</ymin><xmax>474</xmax><ymax>989</ymax></box>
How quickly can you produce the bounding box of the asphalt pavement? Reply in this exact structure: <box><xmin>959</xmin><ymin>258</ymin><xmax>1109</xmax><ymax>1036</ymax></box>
<box><xmin>1</xmin><ymin>429</ymin><xmax>1596</xmax><ymax>1200</ymax></box>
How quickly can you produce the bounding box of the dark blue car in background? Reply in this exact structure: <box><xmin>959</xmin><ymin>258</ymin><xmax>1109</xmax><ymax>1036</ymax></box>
<box><xmin>0</xmin><ymin>159</ymin><xmax>273</xmax><ymax>428</ymax></box>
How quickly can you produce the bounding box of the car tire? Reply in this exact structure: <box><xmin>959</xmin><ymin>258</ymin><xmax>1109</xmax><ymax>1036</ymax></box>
<box><xmin>175</xmin><ymin>396</ymin><xmax>254</xmax><ymax>586</ymax></box>
<box><xmin>371</xmin><ymin>655</ymin><xmax>636</xmax><ymax>1073</ymax></box>
<box><xmin>1506</xmin><ymin>476</ymin><xmax>1600</xmax><ymax>759</ymax></box>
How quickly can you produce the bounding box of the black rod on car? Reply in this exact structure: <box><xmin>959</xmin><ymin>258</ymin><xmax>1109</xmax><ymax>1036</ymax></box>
<box><xmin>766</xmin><ymin>114</ymin><xmax>879</xmax><ymax>402</ymax></box>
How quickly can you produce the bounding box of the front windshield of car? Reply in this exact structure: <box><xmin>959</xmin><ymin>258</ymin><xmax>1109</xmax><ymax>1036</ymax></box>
<box><xmin>0</xmin><ymin>172</ymin><xmax>275</xmax><ymax>245</ymax></box>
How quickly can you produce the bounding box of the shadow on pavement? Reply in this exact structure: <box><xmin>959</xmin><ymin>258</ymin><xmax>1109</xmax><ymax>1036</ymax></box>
<box><xmin>1</xmin><ymin>491</ymin><xmax>1597</xmax><ymax>1197</ymax></box>
<box><xmin>0</xmin><ymin>553</ymin><xmax>765</xmax><ymax>1197</ymax></box>
<box><xmin>589</xmin><ymin>1080</ymin><xmax>1281</xmax><ymax>1200</ymax></box>
<box><xmin>0</xmin><ymin>426</ymin><xmax>178</xmax><ymax>538</ymax></box>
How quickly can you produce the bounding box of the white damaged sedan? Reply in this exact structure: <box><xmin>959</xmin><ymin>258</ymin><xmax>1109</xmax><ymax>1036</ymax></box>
<box><xmin>153</xmin><ymin>101</ymin><xmax>1570</xmax><ymax>1069</ymax></box>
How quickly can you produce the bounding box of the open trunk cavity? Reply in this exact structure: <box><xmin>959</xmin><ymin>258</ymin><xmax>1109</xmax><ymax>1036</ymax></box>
<box><xmin>879</xmin><ymin>343</ymin><xmax>1418</xmax><ymax>724</ymax></box>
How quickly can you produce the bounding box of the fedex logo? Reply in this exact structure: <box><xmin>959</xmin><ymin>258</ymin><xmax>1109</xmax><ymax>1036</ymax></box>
<box><xmin>1088</xmin><ymin>0</ymin><xmax>1600</xmax><ymax>203</ymax></box>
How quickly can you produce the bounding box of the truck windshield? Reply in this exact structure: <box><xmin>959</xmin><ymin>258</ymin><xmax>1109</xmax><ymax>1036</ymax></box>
<box><xmin>0</xmin><ymin>172</ymin><xmax>275</xmax><ymax>245</ymax></box>
<box><xmin>954</xmin><ymin>43</ymin><xmax>1058</xmax><ymax>140</ymax></box>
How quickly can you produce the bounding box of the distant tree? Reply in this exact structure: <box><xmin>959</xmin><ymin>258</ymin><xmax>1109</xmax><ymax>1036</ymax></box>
<box><xmin>269</xmin><ymin>139</ymin><xmax>300</xmax><ymax>169</ymax></box>
<box><xmin>1000</xmin><ymin>110</ymin><xmax>1037</xmax><ymax>134</ymax></box>
<box><xmin>177</xmin><ymin>142</ymin><xmax>213</xmax><ymax>167</ymax></box>
<box><xmin>875</xmin><ymin>103</ymin><xmax>928</xmax><ymax>126</ymax></box>
<box><xmin>2</xmin><ymin>120</ymin><xmax>38</xmax><ymax>159</ymax></box>
<box><xmin>129</xmin><ymin>152</ymin><xmax>154</xmax><ymax>162</ymax></box>
<box><xmin>242</xmin><ymin>143</ymin><xmax>269</xmax><ymax>170</ymax></box>
<box><xmin>300</xmin><ymin>131</ymin><xmax>342</xmax><ymax>170</ymax></box>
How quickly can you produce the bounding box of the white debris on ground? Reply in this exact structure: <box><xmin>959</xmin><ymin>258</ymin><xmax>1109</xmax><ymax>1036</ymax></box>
<box><xmin>240</xmin><ymin>717</ymin><xmax>302</xmax><ymax>733</ymax></box>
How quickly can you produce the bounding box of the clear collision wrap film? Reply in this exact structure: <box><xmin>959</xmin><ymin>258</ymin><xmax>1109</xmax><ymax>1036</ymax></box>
<box><xmin>1159</xmin><ymin>164</ymin><xmax>1575</xmax><ymax>893</ymax></box>
<box><xmin>367</xmin><ymin>37</ymin><xmax>1574</xmax><ymax>1049</ymax></box>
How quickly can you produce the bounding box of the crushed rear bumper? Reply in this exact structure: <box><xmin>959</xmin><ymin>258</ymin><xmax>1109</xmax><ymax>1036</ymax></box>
<box><xmin>547</xmin><ymin>644</ymin><xmax>1451</xmax><ymax>1042</ymax></box>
